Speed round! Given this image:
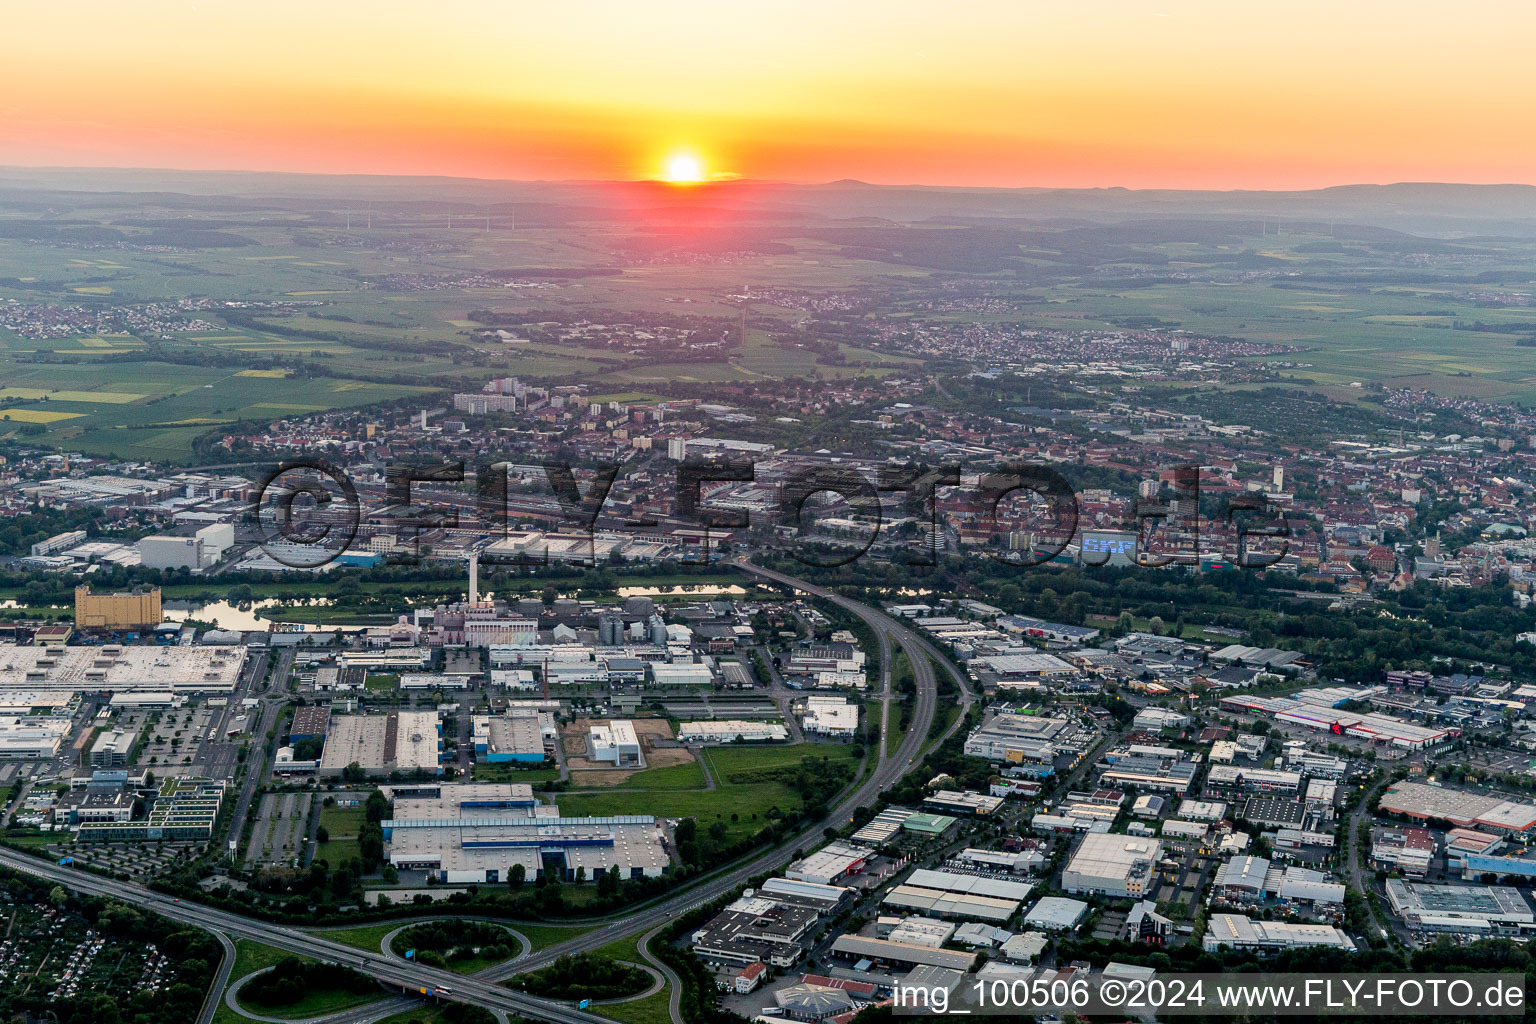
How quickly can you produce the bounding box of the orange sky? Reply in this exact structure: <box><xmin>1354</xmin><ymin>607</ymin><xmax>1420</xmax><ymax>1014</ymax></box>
<box><xmin>4</xmin><ymin>1</ymin><xmax>1533</xmax><ymax>189</ymax></box>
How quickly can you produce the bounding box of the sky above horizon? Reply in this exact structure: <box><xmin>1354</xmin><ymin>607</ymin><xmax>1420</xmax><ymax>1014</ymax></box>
<box><xmin>5</xmin><ymin>1</ymin><xmax>1533</xmax><ymax>190</ymax></box>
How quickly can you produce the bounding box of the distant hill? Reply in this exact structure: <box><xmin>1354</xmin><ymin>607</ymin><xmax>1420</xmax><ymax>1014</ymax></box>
<box><xmin>2</xmin><ymin>166</ymin><xmax>1536</xmax><ymax>237</ymax></box>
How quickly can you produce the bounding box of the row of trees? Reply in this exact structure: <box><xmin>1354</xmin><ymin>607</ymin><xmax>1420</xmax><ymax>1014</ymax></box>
<box><xmin>510</xmin><ymin>952</ymin><xmax>653</xmax><ymax>1000</ymax></box>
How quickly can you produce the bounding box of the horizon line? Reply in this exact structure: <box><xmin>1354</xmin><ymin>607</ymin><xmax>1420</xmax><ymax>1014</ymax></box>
<box><xmin>3</xmin><ymin>163</ymin><xmax>1536</xmax><ymax>196</ymax></box>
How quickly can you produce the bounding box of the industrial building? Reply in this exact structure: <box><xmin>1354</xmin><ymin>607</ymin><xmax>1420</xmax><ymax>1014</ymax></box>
<box><xmin>882</xmin><ymin>869</ymin><xmax>1032</xmax><ymax>922</ymax></box>
<box><xmin>1238</xmin><ymin>796</ymin><xmax>1308</xmax><ymax>829</ymax></box>
<box><xmin>787</xmin><ymin>842</ymin><xmax>872</xmax><ymax>885</ymax></box>
<box><xmin>1062</xmin><ymin>833</ymin><xmax>1162</xmax><ymax>898</ymax></box>
<box><xmin>318</xmin><ymin>711</ymin><xmax>441</xmax><ymax>777</ymax></box>
<box><xmin>1371</xmin><ymin>827</ymin><xmax>1435</xmax><ymax>876</ymax></box>
<box><xmin>829</xmin><ymin>934</ymin><xmax>976</xmax><ymax>972</ymax></box>
<box><xmin>1205</xmin><ymin>765</ymin><xmax>1303</xmax><ymax>797</ymax></box>
<box><xmin>758</xmin><ymin>877</ymin><xmax>856</xmax><ymax>914</ymax></box>
<box><xmin>690</xmin><ymin>894</ymin><xmax>820</xmax><ymax>969</ymax></box>
<box><xmin>382</xmin><ymin>782</ymin><xmax>669</xmax><ymax>884</ymax></box>
<box><xmin>1202</xmin><ymin>914</ymin><xmax>1356</xmax><ymax>953</ymax></box>
<box><xmin>588</xmin><ymin>720</ymin><xmax>643</xmax><ymax>767</ymax></box>
<box><xmin>923</xmin><ymin>790</ymin><xmax>1003</xmax><ymax>816</ymax></box>
<box><xmin>0</xmin><ymin>716</ymin><xmax>71</xmax><ymax>759</ymax></box>
<box><xmin>138</xmin><ymin>535</ymin><xmax>205</xmax><ymax>571</ymax></box>
<box><xmin>289</xmin><ymin>705</ymin><xmax>332</xmax><ymax>742</ymax></box>
<box><xmin>963</xmin><ymin>714</ymin><xmax>1070</xmax><ymax>766</ymax></box>
<box><xmin>648</xmin><ymin>662</ymin><xmax>715</xmax><ymax>687</ymax></box>
<box><xmin>88</xmin><ymin>727</ymin><xmax>137</xmax><ymax>768</ymax></box>
<box><xmin>1160</xmin><ymin>819</ymin><xmax>1210</xmax><ymax>841</ymax></box>
<box><xmin>0</xmin><ymin>644</ymin><xmax>245</xmax><ymax>696</ymax></box>
<box><xmin>1378</xmin><ymin>782</ymin><xmax>1536</xmax><ymax>835</ymax></box>
<box><xmin>1213</xmin><ymin>856</ymin><xmax>1270</xmax><ymax>899</ymax></box>
<box><xmin>1022</xmin><ymin>896</ymin><xmax>1088</xmax><ymax>931</ymax></box>
<box><xmin>74</xmin><ymin>586</ymin><xmax>163</xmax><ymax>630</ymax></box>
<box><xmin>77</xmin><ymin>777</ymin><xmax>226</xmax><ymax>842</ymax></box>
<box><xmin>471</xmin><ymin>712</ymin><xmax>547</xmax><ymax>762</ymax></box>
<box><xmin>1132</xmin><ymin>707</ymin><xmax>1190</xmax><ymax>732</ymax></box>
<box><xmin>1385</xmin><ymin>879</ymin><xmax>1535</xmax><ymax>934</ymax></box>
<box><xmin>1219</xmin><ymin>694</ymin><xmax>1450</xmax><ymax>749</ymax></box>
<box><xmin>1096</xmin><ymin>751</ymin><xmax>1199</xmax><ymax>794</ymax></box>
<box><xmin>676</xmin><ymin>720</ymin><xmax>788</xmax><ymax>743</ymax></box>
<box><xmin>799</xmin><ymin>696</ymin><xmax>859</xmax><ymax>738</ymax></box>
<box><xmin>852</xmin><ymin>807</ymin><xmax>919</xmax><ymax>845</ymax></box>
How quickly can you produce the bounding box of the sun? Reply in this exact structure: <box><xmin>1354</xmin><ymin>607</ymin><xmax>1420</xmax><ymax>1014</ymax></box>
<box><xmin>662</xmin><ymin>152</ymin><xmax>705</xmax><ymax>183</ymax></box>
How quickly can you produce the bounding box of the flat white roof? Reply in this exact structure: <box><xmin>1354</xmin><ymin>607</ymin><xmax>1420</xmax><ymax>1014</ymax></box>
<box><xmin>0</xmin><ymin>645</ymin><xmax>245</xmax><ymax>693</ymax></box>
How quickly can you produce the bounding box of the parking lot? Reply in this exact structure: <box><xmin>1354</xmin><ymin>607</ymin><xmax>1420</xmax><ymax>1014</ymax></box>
<box><xmin>244</xmin><ymin>790</ymin><xmax>313</xmax><ymax>869</ymax></box>
<box><xmin>131</xmin><ymin>707</ymin><xmax>218</xmax><ymax>772</ymax></box>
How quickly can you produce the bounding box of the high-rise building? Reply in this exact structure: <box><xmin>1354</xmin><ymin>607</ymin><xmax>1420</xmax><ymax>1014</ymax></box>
<box><xmin>74</xmin><ymin>587</ymin><xmax>162</xmax><ymax>630</ymax></box>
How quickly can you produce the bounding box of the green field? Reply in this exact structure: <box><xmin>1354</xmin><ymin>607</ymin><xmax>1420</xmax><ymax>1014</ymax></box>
<box><xmin>7</xmin><ymin>185</ymin><xmax>1536</xmax><ymax>472</ymax></box>
<box><xmin>307</xmin><ymin>921</ymin><xmax>398</xmax><ymax>954</ymax></box>
<box><xmin>314</xmin><ymin>837</ymin><xmax>362</xmax><ymax>867</ymax></box>
<box><xmin>471</xmin><ymin>762</ymin><xmax>563</xmax><ymax>783</ymax></box>
<box><xmin>210</xmin><ymin>938</ymin><xmax>391</xmax><ymax>1022</ymax></box>
<box><xmin>571</xmin><ymin>760</ymin><xmax>706</xmax><ymax>790</ymax></box>
<box><xmin>0</xmin><ymin>358</ymin><xmax>434</xmax><ymax>462</ymax></box>
<box><xmin>209</xmin><ymin>940</ymin><xmax>316</xmax><ymax>1024</ymax></box>
<box><xmin>556</xmin><ymin>742</ymin><xmax>858</xmax><ymax>845</ymax></box>
<box><xmin>515</xmin><ymin>922</ymin><xmax>600</xmax><ymax>952</ymax></box>
<box><xmin>319</xmin><ymin>804</ymin><xmax>367</xmax><ymax>836</ymax></box>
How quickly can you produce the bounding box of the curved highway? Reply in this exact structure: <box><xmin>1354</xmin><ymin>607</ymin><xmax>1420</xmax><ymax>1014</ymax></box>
<box><xmin>478</xmin><ymin>559</ymin><xmax>973</xmax><ymax>980</ymax></box>
<box><xmin>6</xmin><ymin>563</ymin><xmax>973</xmax><ymax>1022</ymax></box>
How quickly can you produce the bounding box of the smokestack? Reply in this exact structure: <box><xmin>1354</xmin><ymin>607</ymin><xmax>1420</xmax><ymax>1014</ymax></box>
<box><xmin>468</xmin><ymin>551</ymin><xmax>480</xmax><ymax>605</ymax></box>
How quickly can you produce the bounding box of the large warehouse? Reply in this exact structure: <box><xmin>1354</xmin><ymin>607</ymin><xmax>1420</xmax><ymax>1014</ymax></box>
<box><xmin>963</xmin><ymin>714</ymin><xmax>1071</xmax><ymax>763</ymax></box>
<box><xmin>1385</xmin><ymin>879</ymin><xmax>1535</xmax><ymax>934</ymax></box>
<box><xmin>1378</xmin><ymin>782</ymin><xmax>1536</xmax><ymax>835</ymax></box>
<box><xmin>381</xmin><ymin>782</ymin><xmax>669</xmax><ymax>883</ymax></box>
<box><xmin>0</xmin><ymin>644</ymin><xmax>246</xmax><ymax>696</ymax></box>
<box><xmin>1062</xmin><ymin>833</ymin><xmax>1162</xmax><ymax>898</ymax></box>
<box><xmin>318</xmin><ymin>711</ymin><xmax>441</xmax><ymax>777</ymax></box>
<box><xmin>0</xmin><ymin>716</ymin><xmax>71</xmax><ymax>759</ymax></box>
<box><xmin>1203</xmin><ymin>914</ymin><xmax>1356</xmax><ymax>953</ymax></box>
<box><xmin>471</xmin><ymin>712</ymin><xmax>546</xmax><ymax>763</ymax></box>
<box><xmin>1219</xmin><ymin>694</ymin><xmax>1449</xmax><ymax>749</ymax></box>
<box><xmin>881</xmin><ymin>868</ymin><xmax>1032</xmax><ymax>923</ymax></box>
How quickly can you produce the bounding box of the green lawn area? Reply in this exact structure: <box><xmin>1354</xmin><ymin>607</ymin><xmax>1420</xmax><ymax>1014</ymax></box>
<box><xmin>870</xmin><ymin>699</ymin><xmax>898</xmax><ymax>758</ymax></box>
<box><xmin>0</xmin><ymin>830</ymin><xmax>61</xmax><ymax>851</ymax></box>
<box><xmin>553</xmin><ymin>742</ymin><xmax>860</xmax><ymax>845</ymax></box>
<box><xmin>925</xmin><ymin>705</ymin><xmax>963</xmax><ymax>752</ymax></box>
<box><xmin>235</xmin><ymin>977</ymin><xmax>389</xmax><ymax>1021</ymax></box>
<box><xmin>319</xmin><ymin>804</ymin><xmax>367</xmax><ymax>837</ymax></box>
<box><xmin>471</xmin><ymin>762</ymin><xmax>562</xmax><ymax>784</ymax></box>
<box><xmin>314</xmin><ymin>837</ymin><xmax>362</xmax><ymax>867</ymax></box>
<box><xmin>311</xmin><ymin>917</ymin><xmax>595</xmax><ymax>959</ymax></box>
<box><xmin>592</xmin><ymin>994</ymin><xmax>672</xmax><ymax>1024</ymax></box>
<box><xmin>573</xmin><ymin>760</ymin><xmax>705</xmax><ymax>790</ymax></box>
<box><xmin>210</xmin><ymin>940</ymin><xmax>317</xmax><ymax>1024</ymax></box>
<box><xmin>366</xmin><ymin>673</ymin><xmax>400</xmax><ymax>692</ymax></box>
<box><xmin>390</xmin><ymin>923</ymin><xmax>523</xmax><ymax>974</ymax></box>
<box><xmin>372</xmin><ymin>1008</ymin><xmax>450</xmax><ymax>1024</ymax></box>
<box><xmin>596</xmin><ymin>989</ymin><xmax>672</xmax><ymax>1024</ymax></box>
<box><xmin>515</xmin><ymin>922</ymin><xmax>599</xmax><ymax>952</ymax></box>
<box><xmin>307</xmin><ymin>921</ymin><xmax>398</xmax><ymax>954</ymax></box>
<box><xmin>587</xmin><ymin>933</ymin><xmax>649</xmax><ymax>963</ymax></box>
<box><xmin>506</xmin><ymin>936</ymin><xmax>665</xmax><ymax>1018</ymax></box>
<box><xmin>701</xmin><ymin>741</ymin><xmax>851</xmax><ymax>774</ymax></box>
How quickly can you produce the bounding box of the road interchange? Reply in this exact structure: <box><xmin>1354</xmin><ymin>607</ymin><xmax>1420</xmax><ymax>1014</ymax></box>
<box><xmin>8</xmin><ymin>563</ymin><xmax>974</xmax><ymax>1022</ymax></box>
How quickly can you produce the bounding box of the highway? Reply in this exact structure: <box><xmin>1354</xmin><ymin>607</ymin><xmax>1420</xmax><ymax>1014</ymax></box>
<box><xmin>479</xmin><ymin>559</ymin><xmax>974</xmax><ymax>980</ymax></box>
<box><xmin>0</xmin><ymin>843</ymin><xmax>615</xmax><ymax>1024</ymax></box>
<box><xmin>6</xmin><ymin>563</ymin><xmax>974</xmax><ymax>1022</ymax></box>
